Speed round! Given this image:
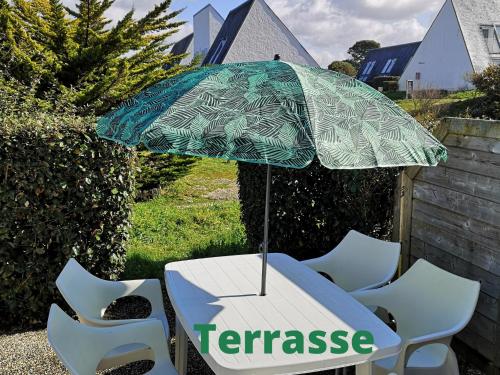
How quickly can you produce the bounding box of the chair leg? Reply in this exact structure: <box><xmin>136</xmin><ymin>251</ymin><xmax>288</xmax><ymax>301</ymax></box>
<box><xmin>356</xmin><ymin>363</ymin><xmax>373</xmax><ymax>375</ymax></box>
<box><xmin>175</xmin><ymin>317</ymin><xmax>188</xmax><ymax>375</ymax></box>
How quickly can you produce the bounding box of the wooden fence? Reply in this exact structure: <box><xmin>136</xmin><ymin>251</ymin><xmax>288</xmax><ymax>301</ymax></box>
<box><xmin>393</xmin><ymin>117</ymin><xmax>500</xmax><ymax>371</ymax></box>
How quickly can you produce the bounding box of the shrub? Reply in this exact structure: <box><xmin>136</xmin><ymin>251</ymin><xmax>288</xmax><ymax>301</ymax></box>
<box><xmin>471</xmin><ymin>65</ymin><xmax>500</xmax><ymax>119</ymax></box>
<box><xmin>369</xmin><ymin>76</ymin><xmax>400</xmax><ymax>91</ymax></box>
<box><xmin>328</xmin><ymin>61</ymin><xmax>357</xmax><ymax>77</ymax></box>
<box><xmin>237</xmin><ymin>159</ymin><xmax>398</xmax><ymax>260</ymax></box>
<box><xmin>135</xmin><ymin>151</ymin><xmax>197</xmax><ymax>201</ymax></box>
<box><xmin>0</xmin><ymin>80</ymin><xmax>135</xmax><ymax>327</ymax></box>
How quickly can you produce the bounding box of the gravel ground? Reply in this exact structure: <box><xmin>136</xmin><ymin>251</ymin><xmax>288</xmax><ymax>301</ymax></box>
<box><xmin>0</xmin><ymin>294</ymin><xmax>487</xmax><ymax>375</ymax></box>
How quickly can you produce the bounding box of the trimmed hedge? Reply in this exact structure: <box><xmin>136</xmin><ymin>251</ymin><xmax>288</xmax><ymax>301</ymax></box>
<box><xmin>238</xmin><ymin>159</ymin><xmax>398</xmax><ymax>260</ymax></box>
<box><xmin>370</xmin><ymin>76</ymin><xmax>400</xmax><ymax>92</ymax></box>
<box><xmin>0</xmin><ymin>91</ymin><xmax>135</xmax><ymax>327</ymax></box>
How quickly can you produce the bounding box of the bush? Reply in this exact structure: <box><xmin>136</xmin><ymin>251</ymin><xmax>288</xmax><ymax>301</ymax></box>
<box><xmin>369</xmin><ymin>76</ymin><xmax>400</xmax><ymax>91</ymax></box>
<box><xmin>327</xmin><ymin>61</ymin><xmax>357</xmax><ymax>77</ymax></box>
<box><xmin>238</xmin><ymin>159</ymin><xmax>398</xmax><ymax>260</ymax></box>
<box><xmin>471</xmin><ymin>65</ymin><xmax>500</xmax><ymax>119</ymax></box>
<box><xmin>0</xmin><ymin>81</ymin><xmax>135</xmax><ymax>328</ymax></box>
<box><xmin>135</xmin><ymin>151</ymin><xmax>197</xmax><ymax>201</ymax></box>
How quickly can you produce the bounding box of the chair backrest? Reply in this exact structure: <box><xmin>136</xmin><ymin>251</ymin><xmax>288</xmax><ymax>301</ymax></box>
<box><xmin>315</xmin><ymin>230</ymin><xmax>401</xmax><ymax>292</ymax></box>
<box><xmin>47</xmin><ymin>304</ymin><xmax>113</xmax><ymax>374</ymax></box>
<box><xmin>375</xmin><ymin>259</ymin><xmax>480</xmax><ymax>341</ymax></box>
<box><xmin>56</xmin><ymin>259</ymin><xmax>114</xmax><ymax>321</ymax></box>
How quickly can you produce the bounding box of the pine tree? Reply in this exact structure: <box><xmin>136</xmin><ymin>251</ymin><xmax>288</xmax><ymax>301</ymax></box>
<box><xmin>0</xmin><ymin>0</ymin><xmax>54</xmax><ymax>82</ymax></box>
<box><xmin>2</xmin><ymin>0</ymin><xmax>191</xmax><ymax>113</ymax></box>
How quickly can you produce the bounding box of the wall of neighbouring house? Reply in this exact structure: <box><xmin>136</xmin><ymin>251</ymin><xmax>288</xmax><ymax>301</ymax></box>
<box><xmin>393</xmin><ymin>117</ymin><xmax>500</xmax><ymax>370</ymax></box>
<box><xmin>399</xmin><ymin>0</ymin><xmax>475</xmax><ymax>91</ymax></box>
<box><xmin>193</xmin><ymin>6</ymin><xmax>224</xmax><ymax>59</ymax></box>
<box><xmin>222</xmin><ymin>0</ymin><xmax>319</xmax><ymax>67</ymax></box>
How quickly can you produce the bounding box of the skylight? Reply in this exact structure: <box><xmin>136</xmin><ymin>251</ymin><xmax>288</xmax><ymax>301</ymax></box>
<box><xmin>381</xmin><ymin>60</ymin><xmax>392</xmax><ymax>74</ymax></box>
<box><xmin>362</xmin><ymin>61</ymin><xmax>376</xmax><ymax>75</ymax></box>
<box><xmin>386</xmin><ymin>58</ymin><xmax>397</xmax><ymax>74</ymax></box>
<box><xmin>381</xmin><ymin>58</ymin><xmax>397</xmax><ymax>74</ymax></box>
<box><xmin>208</xmin><ymin>38</ymin><xmax>227</xmax><ymax>64</ymax></box>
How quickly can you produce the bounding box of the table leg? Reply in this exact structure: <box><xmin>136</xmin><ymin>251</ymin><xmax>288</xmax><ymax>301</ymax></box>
<box><xmin>175</xmin><ymin>317</ymin><xmax>188</xmax><ymax>375</ymax></box>
<box><xmin>356</xmin><ymin>362</ymin><xmax>373</xmax><ymax>375</ymax></box>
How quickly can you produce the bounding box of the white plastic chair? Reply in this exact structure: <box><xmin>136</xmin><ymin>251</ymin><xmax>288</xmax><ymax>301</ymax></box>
<box><xmin>303</xmin><ymin>230</ymin><xmax>401</xmax><ymax>292</ymax></box>
<box><xmin>56</xmin><ymin>258</ymin><xmax>169</xmax><ymax>370</ymax></box>
<box><xmin>47</xmin><ymin>304</ymin><xmax>177</xmax><ymax>374</ymax></box>
<box><xmin>351</xmin><ymin>259</ymin><xmax>480</xmax><ymax>375</ymax></box>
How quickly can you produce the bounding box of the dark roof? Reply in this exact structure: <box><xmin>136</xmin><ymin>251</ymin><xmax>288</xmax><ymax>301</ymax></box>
<box><xmin>357</xmin><ymin>42</ymin><xmax>421</xmax><ymax>83</ymax></box>
<box><xmin>202</xmin><ymin>0</ymin><xmax>254</xmax><ymax>65</ymax></box>
<box><xmin>170</xmin><ymin>33</ymin><xmax>194</xmax><ymax>57</ymax></box>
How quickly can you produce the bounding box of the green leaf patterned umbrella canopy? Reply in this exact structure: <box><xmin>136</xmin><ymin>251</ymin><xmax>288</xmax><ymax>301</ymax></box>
<box><xmin>97</xmin><ymin>60</ymin><xmax>447</xmax><ymax>169</ymax></box>
<box><xmin>97</xmin><ymin>59</ymin><xmax>447</xmax><ymax>296</ymax></box>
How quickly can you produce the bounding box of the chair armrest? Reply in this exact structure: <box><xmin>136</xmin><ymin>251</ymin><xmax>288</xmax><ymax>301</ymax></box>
<box><xmin>114</xmin><ymin>279</ymin><xmax>166</xmax><ymax>316</ymax></box>
<box><xmin>95</xmin><ymin>319</ymin><xmax>171</xmax><ymax>367</ymax></box>
<box><xmin>79</xmin><ymin>316</ymin><xmax>151</xmax><ymax>327</ymax></box>
<box><xmin>406</xmin><ymin>330</ymin><xmax>455</xmax><ymax>346</ymax></box>
<box><xmin>350</xmin><ymin>289</ymin><xmax>388</xmax><ymax>309</ymax></box>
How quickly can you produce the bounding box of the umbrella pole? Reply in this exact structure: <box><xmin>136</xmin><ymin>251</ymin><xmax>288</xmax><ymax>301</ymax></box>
<box><xmin>260</xmin><ymin>164</ymin><xmax>272</xmax><ymax>296</ymax></box>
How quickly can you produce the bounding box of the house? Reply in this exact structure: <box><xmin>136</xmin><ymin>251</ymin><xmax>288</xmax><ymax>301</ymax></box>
<box><xmin>170</xmin><ymin>5</ymin><xmax>225</xmax><ymax>65</ymax></box>
<box><xmin>399</xmin><ymin>0</ymin><xmax>500</xmax><ymax>91</ymax></box>
<box><xmin>202</xmin><ymin>0</ymin><xmax>318</xmax><ymax>66</ymax></box>
<box><xmin>357</xmin><ymin>42</ymin><xmax>421</xmax><ymax>83</ymax></box>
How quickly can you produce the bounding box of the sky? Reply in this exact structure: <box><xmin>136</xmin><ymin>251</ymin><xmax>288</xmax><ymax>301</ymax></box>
<box><xmin>62</xmin><ymin>0</ymin><xmax>444</xmax><ymax>67</ymax></box>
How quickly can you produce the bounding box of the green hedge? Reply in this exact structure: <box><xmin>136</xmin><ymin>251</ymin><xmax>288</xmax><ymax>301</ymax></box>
<box><xmin>238</xmin><ymin>159</ymin><xmax>398</xmax><ymax>260</ymax></box>
<box><xmin>370</xmin><ymin>76</ymin><xmax>400</xmax><ymax>92</ymax></box>
<box><xmin>0</xmin><ymin>91</ymin><xmax>135</xmax><ymax>327</ymax></box>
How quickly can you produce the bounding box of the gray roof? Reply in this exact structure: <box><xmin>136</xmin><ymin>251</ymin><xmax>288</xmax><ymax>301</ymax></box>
<box><xmin>452</xmin><ymin>0</ymin><xmax>500</xmax><ymax>71</ymax></box>
<box><xmin>170</xmin><ymin>33</ymin><xmax>194</xmax><ymax>57</ymax></box>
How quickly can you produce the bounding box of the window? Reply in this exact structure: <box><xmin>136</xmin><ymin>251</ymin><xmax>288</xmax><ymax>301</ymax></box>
<box><xmin>381</xmin><ymin>59</ymin><xmax>392</xmax><ymax>74</ymax></box>
<box><xmin>208</xmin><ymin>38</ymin><xmax>226</xmax><ymax>64</ymax></box>
<box><xmin>415</xmin><ymin>72</ymin><xmax>421</xmax><ymax>80</ymax></box>
<box><xmin>386</xmin><ymin>59</ymin><xmax>397</xmax><ymax>74</ymax></box>
<box><xmin>380</xmin><ymin>58</ymin><xmax>398</xmax><ymax>74</ymax></box>
<box><xmin>362</xmin><ymin>61</ymin><xmax>375</xmax><ymax>75</ymax></box>
<box><xmin>367</xmin><ymin>61</ymin><xmax>376</xmax><ymax>74</ymax></box>
<box><xmin>482</xmin><ymin>27</ymin><xmax>490</xmax><ymax>39</ymax></box>
<box><xmin>495</xmin><ymin>25</ymin><xmax>500</xmax><ymax>47</ymax></box>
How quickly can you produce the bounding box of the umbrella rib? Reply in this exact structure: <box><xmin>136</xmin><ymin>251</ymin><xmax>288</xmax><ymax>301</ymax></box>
<box><xmin>281</xmin><ymin>61</ymin><xmax>316</xmax><ymax>154</ymax></box>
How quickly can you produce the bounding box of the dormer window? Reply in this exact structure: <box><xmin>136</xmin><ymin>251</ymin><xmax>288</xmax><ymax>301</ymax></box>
<box><xmin>480</xmin><ymin>25</ymin><xmax>500</xmax><ymax>54</ymax></box>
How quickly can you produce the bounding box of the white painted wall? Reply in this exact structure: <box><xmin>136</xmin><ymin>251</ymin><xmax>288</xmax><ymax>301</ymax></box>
<box><xmin>222</xmin><ymin>0</ymin><xmax>319</xmax><ymax>66</ymax></box>
<box><xmin>399</xmin><ymin>0</ymin><xmax>474</xmax><ymax>91</ymax></box>
<box><xmin>193</xmin><ymin>5</ymin><xmax>224</xmax><ymax>59</ymax></box>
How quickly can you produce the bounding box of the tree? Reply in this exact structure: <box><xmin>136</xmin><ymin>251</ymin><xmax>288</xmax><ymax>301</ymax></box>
<box><xmin>328</xmin><ymin>60</ymin><xmax>357</xmax><ymax>77</ymax></box>
<box><xmin>471</xmin><ymin>65</ymin><xmax>500</xmax><ymax>119</ymax></box>
<box><xmin>2</xmin><ymin>0</ymin><xmax>192</xmax><ymax>113</ymax></box>
<box><xmin>347</xmin><ymin>40</ymin><xmax>380</xmax><ymax>69</ymax></box>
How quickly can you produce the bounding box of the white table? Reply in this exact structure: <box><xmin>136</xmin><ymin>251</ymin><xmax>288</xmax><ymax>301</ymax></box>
<box><xmin>165</xmin><ymin>253</ymin><xmax>401</xmax><ymax>375</ymax></box>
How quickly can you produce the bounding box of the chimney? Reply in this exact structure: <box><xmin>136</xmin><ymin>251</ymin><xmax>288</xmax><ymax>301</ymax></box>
<box><xmin>193</xmin><ymin>4</ymin><xmax>224</xmax><ymax>59</ymax></box>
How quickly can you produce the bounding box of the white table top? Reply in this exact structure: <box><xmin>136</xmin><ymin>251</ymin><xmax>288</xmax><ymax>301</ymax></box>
<box><xmin>165</xmin><ymin>253</ymin><xmax>401</xmax><ymax>375</ymax></box>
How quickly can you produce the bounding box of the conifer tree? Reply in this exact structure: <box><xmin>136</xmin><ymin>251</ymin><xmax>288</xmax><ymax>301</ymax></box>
<box><xmin>2</xmin><ymin>0</ymin><xmax>191</xmax><ymax>113</ymax></box>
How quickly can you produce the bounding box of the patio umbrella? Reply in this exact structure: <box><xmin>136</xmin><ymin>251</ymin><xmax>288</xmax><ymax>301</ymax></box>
<box><xmin>97</xmin><ymin>57</ymin><xmax>447</xmax><ymax>296</ymax></box>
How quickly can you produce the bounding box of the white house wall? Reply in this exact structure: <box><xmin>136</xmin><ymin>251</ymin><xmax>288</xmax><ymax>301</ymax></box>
<box><xmin>194</xmin><ymin>6</ymin><xmax>224</xmax><ymax>58</ymax></box>
<box><xmin>222</xmin><ymin>0</ymin><xmax>319</xmax><ymax>66</ymax></box>
<box><xmin>399</xmin><ymin>0</ymin><xmax>474</xmax><ymax>91</ymax></box>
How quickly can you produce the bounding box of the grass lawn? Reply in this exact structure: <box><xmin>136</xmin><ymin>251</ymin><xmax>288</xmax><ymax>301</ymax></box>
<box><xmin>124</xmin><ymin>157</ymin><xmax>250</xmax><ymax>280</ymax></box>
<box><xmin>393</xmin><ymin>90</ymin><xmax>483</xmax><ymax>115</ymax></box>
